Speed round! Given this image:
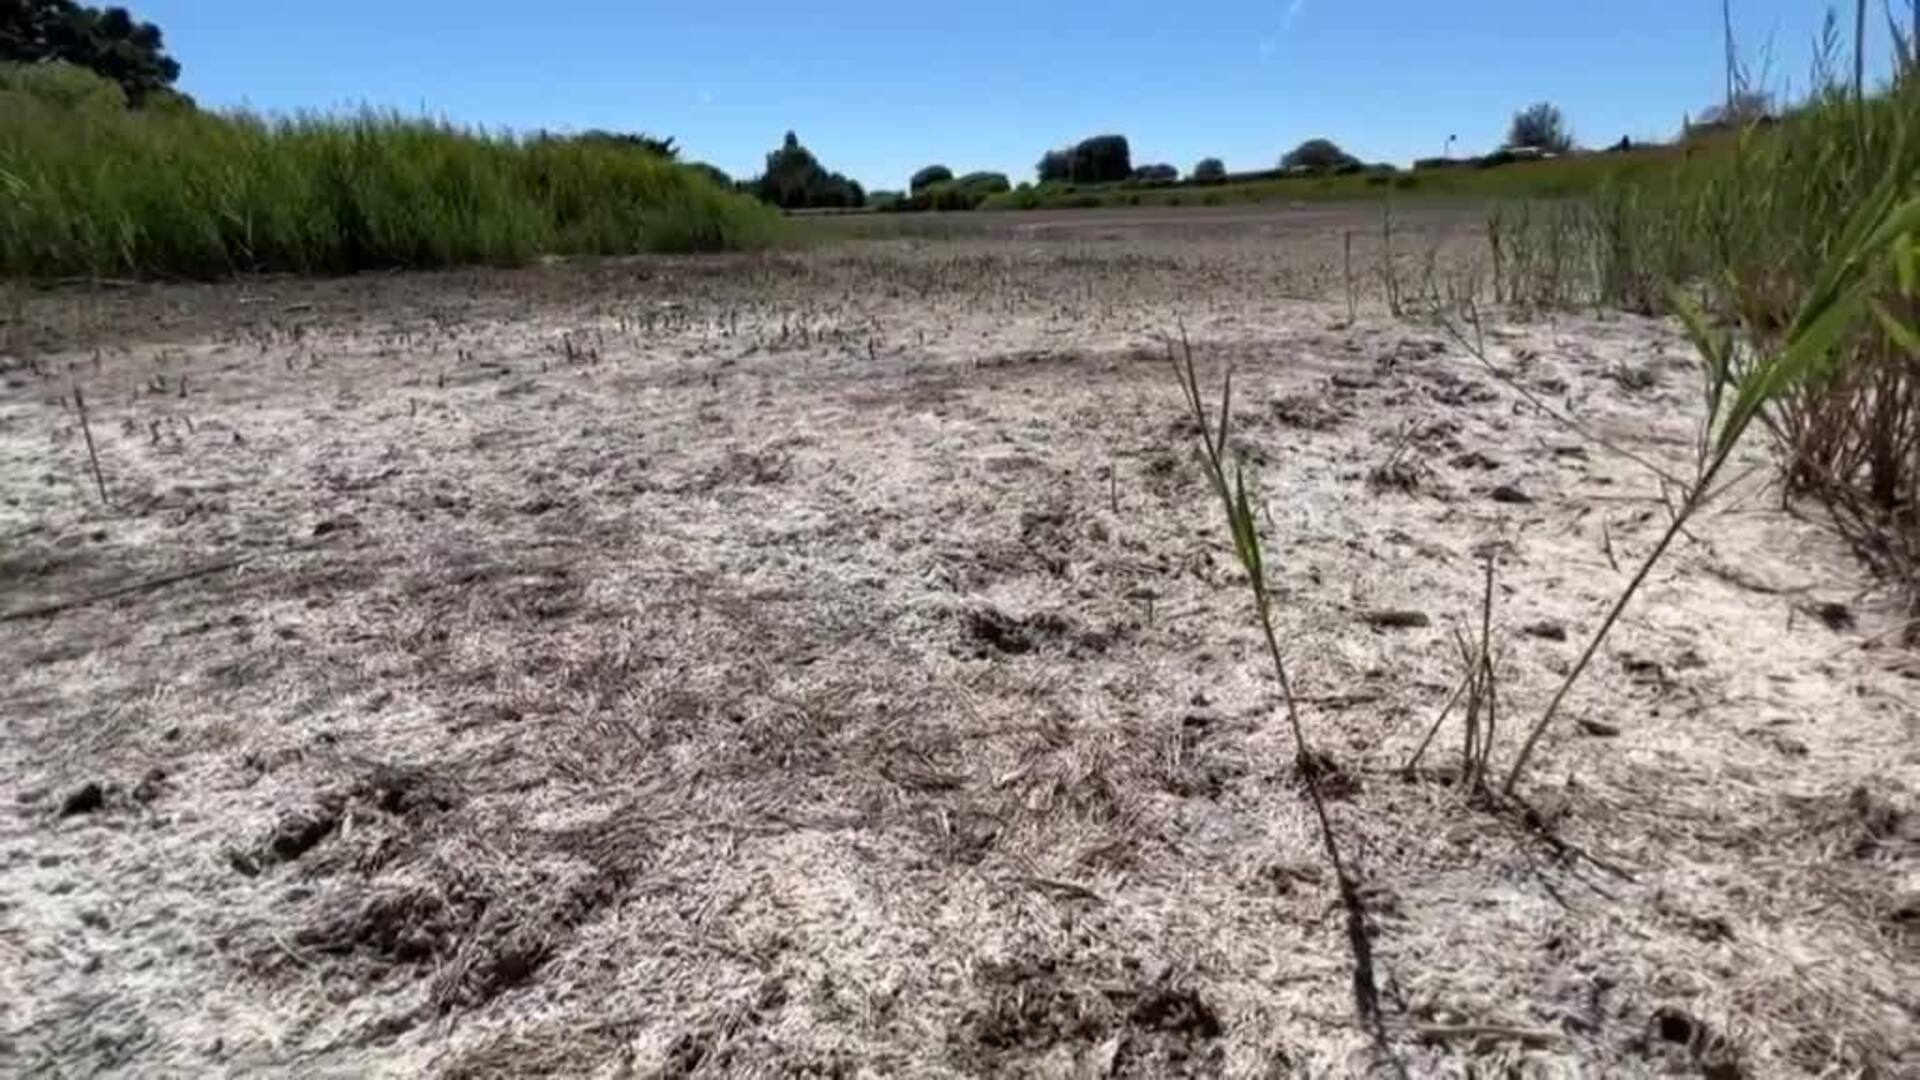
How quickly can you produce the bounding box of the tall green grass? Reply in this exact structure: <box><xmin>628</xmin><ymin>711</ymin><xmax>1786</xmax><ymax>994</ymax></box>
<box><xmin>0</xmin><ymin>65</ymin><xmax>781</xmax><ymax>279</ymax></box>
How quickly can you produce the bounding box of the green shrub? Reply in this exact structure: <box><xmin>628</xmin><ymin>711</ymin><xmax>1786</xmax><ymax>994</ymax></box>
<box><xmin>0</xmin><ymin>59</ymin><xmax>124</xmax><ymax>111</ymax></box>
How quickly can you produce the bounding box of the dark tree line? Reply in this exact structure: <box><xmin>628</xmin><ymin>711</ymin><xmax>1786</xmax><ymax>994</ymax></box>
<box><xmin>750</xmin><ymin>131</ymin><xmax>864</xmax><ymax>209</ymax></box>
<box><xmin>1037</xmin><ymin>134</ymin><xmax>1132</xmax><ymax>183</ymax></box>
<box><xmin>887</xmin><ymin>168</ymin><xmax>1009</xmax><ymax>211</ymax></box>
<box><xmin>1</xmin><ymin>0</ymin><xmax>181</xmax><ymax>105</ymax></box>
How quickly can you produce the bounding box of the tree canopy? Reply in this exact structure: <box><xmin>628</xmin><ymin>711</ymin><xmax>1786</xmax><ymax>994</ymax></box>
<box><xmin>909</xmin><ymin>164</ymin><xmax>953</xmax><ymax>193</ymax></box>
<box><xmin>954</xmin><ymin>171</ymin><xmax>1009</xmax><ymax>194</ymax></box>
<box><xmin>569</xmin><ymin>131</ymin><xmax>678</xmax><ymax>158</ymax></box>
<box><xmin>1507</xmin><ymin>102</ymin><xmax>1574</xmax><ymax>153</ymax></box>
<box><xmin>750</xmin><ymin>131</ymin><xmax>864</xmax><ymax>210</ymax></box>
<box><xmin>0</xmin><ymin>1</ymin><xmax>181</xmax><ymax>105</ymax></box>
<box><xmin>1280</xmin><ymin>138</ymin><xmax>1358</xmax><ymax>172</ymax></box>
<box><xmin>1191</xmin><ymin>157</ymin><xmax>1227</xmax><ymax>183</ymax></box>
<box><xmin>1036</xmin><ymin>134</ymin><xmax>1132</xmax><ymax>184</ymax></box>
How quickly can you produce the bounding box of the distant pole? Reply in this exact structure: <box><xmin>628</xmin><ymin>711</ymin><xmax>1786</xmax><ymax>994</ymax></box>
<box><xmin>1722</xmin><ymin>0</ymin><xmax>1737</xmax><ymax>110</ymax></box>
<box><xmin>1853</xmin><ymin>0</ymin><xmax>1867</xmax><ymax>108</ymax></box>
<box><xmin>1445</xmin><ymin>134</ymin><xmax>1457</xmax><ymax>160</ymax></box>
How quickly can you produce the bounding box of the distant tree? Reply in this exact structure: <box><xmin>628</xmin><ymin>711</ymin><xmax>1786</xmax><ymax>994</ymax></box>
<box><xmin>0</xmin><ymin>0</ymin><xmax>181</xmax><ymax>105</ymax></box>
<box><xmin>1129</xmin><ymin>163</ymin><xmax>1178</xmax><ymax>183</ymax></box>
<box><xmin>1068</xmin><ymin>134</ymin><xmax>1131</xmax><ymax>182</ymax></box>
<box><xmin>954</xmin><ymin>171</ymin><xmax>1010</xmax><ymax>194</ymax></box>
<box><xmin>750</xmin><ymin>131</ymin><xmax>865</xmax><ymax>209</ymax></box>
<box><xmin>1280</xmin><ymin>138</ymin><xmax>1358</xmax><ymax>172</ymax></box>
<box><xmin>573</xmin><ymin>130</ymin><xmax>678</xmax><ymax>158</ymax></box>
<box><xmin>1507</xmin><ymin>102</ymin><xmax>1574</xmax><ymax>153</ymax></box>
<box><xmin>1694</xmin><ymin>89</ymin><xmax>1775</xmax><ymax>128</ymax></box>
<box><xmin>1191</xmin><ymin>157</ymin><xmax>1227</xmax><ymax>183</ymax></box>
<box><xmin>1035</xmin><ymin>136</ymin><xmax>1133</xmax><ymax>184</ymax></box>
<box><xmin>910</xmin><ymin>164</ymin><xmax>953</xmax><ymax>193</ymax></box>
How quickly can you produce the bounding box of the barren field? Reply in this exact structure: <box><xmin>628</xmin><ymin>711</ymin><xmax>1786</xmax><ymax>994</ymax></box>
<box><xmin>3</xmin><ymin>204</ymin><xmax>1916</xmax><ymax>1077</ymax></box>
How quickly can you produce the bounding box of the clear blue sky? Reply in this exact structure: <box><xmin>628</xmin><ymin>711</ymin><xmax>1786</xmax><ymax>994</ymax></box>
<box><xmin>139</xmin><ymin>1</ymin><xmax>1899</xmax><ymax>189</ymax></box>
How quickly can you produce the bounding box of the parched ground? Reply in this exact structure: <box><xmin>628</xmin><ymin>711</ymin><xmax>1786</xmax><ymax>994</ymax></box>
<box><xmin>2</xmin><ymin>205</ymin><xmax>1916</xmax><ymax>1077</ymax></box>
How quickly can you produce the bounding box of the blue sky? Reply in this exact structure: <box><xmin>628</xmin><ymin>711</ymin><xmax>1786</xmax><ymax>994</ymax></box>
<box><xmin>139</xmin><ymin>1</ymin><xmax>1898</xmax><ymax>189</ymax></box>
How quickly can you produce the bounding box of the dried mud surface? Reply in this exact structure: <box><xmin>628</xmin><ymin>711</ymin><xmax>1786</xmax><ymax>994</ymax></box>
<box><xmin>2</xmin><ymin>204</ymin><xmax>1916</xmax><ymax>1077</ymax></box>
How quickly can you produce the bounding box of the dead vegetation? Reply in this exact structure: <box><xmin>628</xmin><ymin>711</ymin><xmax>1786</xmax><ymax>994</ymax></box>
<box><xmin>1</xmin><ymin>204</ymin><xmax>1914</xmax><ymax>1076</ymax></box>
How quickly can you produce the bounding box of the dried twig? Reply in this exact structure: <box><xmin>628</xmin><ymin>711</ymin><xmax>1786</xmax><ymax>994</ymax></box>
<box><xmin>72</xmin><ymin>380</ymin><xmax>109</xmax><ymax>507</ymax></box>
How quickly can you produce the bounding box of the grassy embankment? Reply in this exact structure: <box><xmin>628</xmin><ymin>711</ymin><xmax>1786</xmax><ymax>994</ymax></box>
<box><xmin>0</xmin><ymin>63</ymin><xmax>781</xmax><ymax>279</ymax></box>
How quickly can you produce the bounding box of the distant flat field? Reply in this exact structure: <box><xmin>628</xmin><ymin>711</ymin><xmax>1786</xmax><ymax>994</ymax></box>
<box><xmin>815</xmin><ymin>198</ymin><xmax>1495</xmax><ymax>240</ymax></box>
<box><xmin>3</xmin><ymin>209</ymin><xmax>1913</xmax><ymax>1076</ymax></box>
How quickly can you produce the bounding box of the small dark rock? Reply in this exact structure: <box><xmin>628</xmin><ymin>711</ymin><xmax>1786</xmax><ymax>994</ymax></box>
<box><xmin>1129</xmin><ymin>986</ymin><xmax>1223</xmax><ymax>1039</ymax></box>
<box><xmin>1181</xmin><ymin>710</ymin><xmax>1219</xmax><ymax>734</ymax></box>
<box><xmin>1295</xmin><ymin>751</ymin><xmax>1362</xmax><ymax>800</ymax></box>
<box><xmin>1523</xmin><ymin>620</ymin><xmax>1569</xmax><ymax>642</ymax></box>
<box><xmin>1361</xmin><ymin>609</ymin><xmax>1430</xmax><ymax>630</ymax></box>
<box><xmin>132</xmin><ymin>767</ymin><xmax>167</xmax><ymax>803</ymax></box>
<box><xmin>311</xmin><ymin>515</ymin><xmax>360</xmax><ymax>538</ymax></box>
<box><xmin>1812</xmin><ymin>602</ymin><xmax>1855</xmax><ymax>631</ymax></box>
<box><xmin>1652</xmin><ymin>1006</ymin><xmax>1697</xmax><ymax>1046</ymax></box>
<box><xmin>1619</xmin><ymin>653</ymin><xmax>1666</xmax><ymax>683</ymax></box>
<box><xmin>1890</xmin><ymin>889</ymin><xmax>1920</xmax><ymax>925</ymax></box>
<box><xmin>58</xmin><ymin>782</ymin><xmax>106</xmax><ymax>818</ymax></box>
<box><xmin>1489</xmin><ymin>483</ymin><xmax>1533</xmax><ymax>504</ymax></box>
<box><xmin>1579</xmin><ymin>717</ymin><xmax>1622</xmax><ymax>737</ymax></box>
<box><xmin>1451</xmin><ymin>450</ymin><xmax>1500</xmax><ymax>471</ymax></box>
<box><xmin>267</xmin><ymin>806</ymin><xmax>340</xmax><ymax>863</ymax></box>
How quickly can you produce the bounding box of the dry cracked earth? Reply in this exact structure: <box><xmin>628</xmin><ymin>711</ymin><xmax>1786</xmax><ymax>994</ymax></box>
<box><xmin>2</xmin><ymin>205</ymin><xmax>1916</xmax><ymax>1077</ymax></box>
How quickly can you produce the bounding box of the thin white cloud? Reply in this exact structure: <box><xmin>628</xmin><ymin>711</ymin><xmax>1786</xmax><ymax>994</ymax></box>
<box><xmin>1284</xmin><ymin>0</ymin><xmax>1306</xmax><ymax>29</ymax></box>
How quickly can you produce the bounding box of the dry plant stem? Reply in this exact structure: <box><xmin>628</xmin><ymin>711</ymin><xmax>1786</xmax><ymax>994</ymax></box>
<box><xmin>1170</xmin><ymin>331</ymin><xmax>1382</xmax><ymax>1027</ymax></box>
<box><xmin>1443</xmin><ymin>304</ymin><xmax>1687</xmax><ymax>489</ymax></box>
<box><xmin>2</xmin><ymin>554</ymin><xmax>254</xmax><ymax>622</ymax></box>
<box><xmin>72</xmin><ymin>381</ymin><xmax>109</xmax><ymax>507</ymax></box>
<box><xmin>1402</xmin><ymin>670</ymin><xmax>1471</xmax><ymax>774</ymax></box>
<box><xmin>1475</xmin><ymin>559</ymin><xmax>1499</xmax><ymax>788</ymax></box>
<box><xmin>1344</xmin><ymin>231</ymin><xmax>1357</xmax><ymax>322</ymax></box>
<box><xmin>1501</xmin><ymin>484</ymin><xmax>1704</xmax><ymax>794</ymax></box>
